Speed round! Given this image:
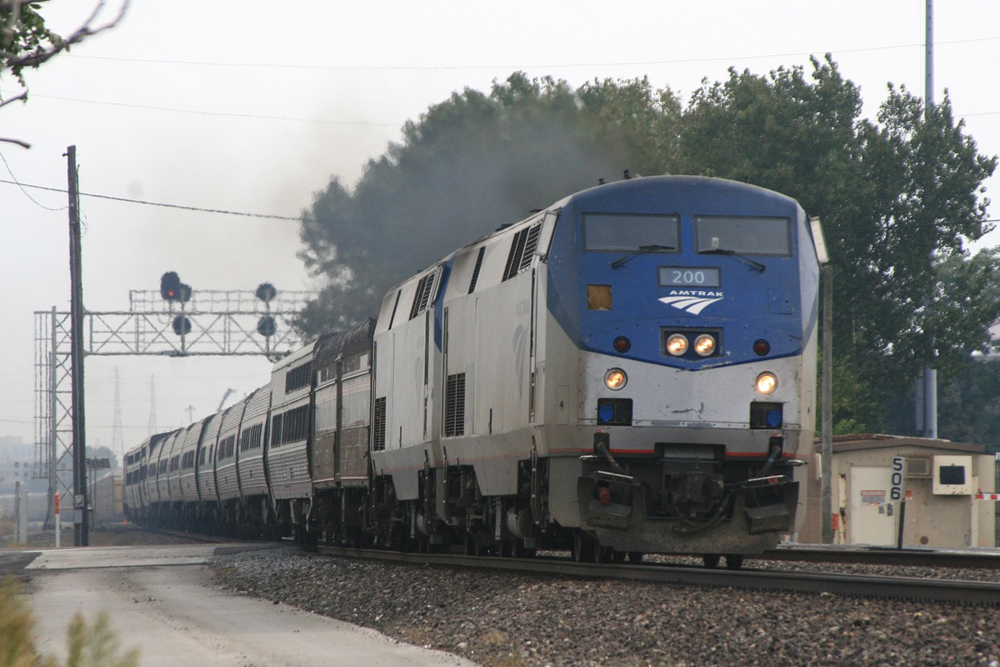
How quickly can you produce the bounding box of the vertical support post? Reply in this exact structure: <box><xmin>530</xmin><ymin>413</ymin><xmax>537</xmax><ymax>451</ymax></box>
<box><xmin>923</xmin><ymin>369</ymin><xmax>937</xmax><ymax>439</ymax></box>
<box><xmin>48</xmin><ymin>307</ymin><xmax>58</xmax><ymax>526</ymax></box>
<box><xmin>926</xmin><ymin>0</ymin><xmax>934</xmax><ymax>108</ymax></box>
<box><xmin>55</xmin><ymin>492</ymin><xmax>61</xmax><ymax>548</ymax></box>
<box><xmin>897</xmin><ymin>499</ymin><xmax>907</xmax><ymax>549</ymax></box>
<box><xmin>15</xmin><ymin>481</ymin><xmax>27</xmax><ymax>543</ymax></box>
<box><xmin>67</xmin><ymin>145</ymin><xmax>89</xmax><ymax>547</ymax></box>
<box><xmin>921</xmin><ymin>0</ymin><xmax>938</xmax><ymax>439</ymax></box>
<box><xmin>821</xmin><ymin>264</ymin><xmax>834</xmax><ymax>544</ymax></box>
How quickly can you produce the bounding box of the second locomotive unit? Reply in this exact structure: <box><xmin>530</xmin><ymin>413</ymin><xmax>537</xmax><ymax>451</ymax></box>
<box><xmin>125</xmin><ymin>175</ymin><xmax>821</xmax><ymax>565</ymax></box>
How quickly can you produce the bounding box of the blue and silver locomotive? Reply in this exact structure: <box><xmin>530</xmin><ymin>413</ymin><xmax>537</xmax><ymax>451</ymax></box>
<box><xmin>125</xmin><ymin>175</ymin><xmax>821</xmax><ymax>565</ymax></box>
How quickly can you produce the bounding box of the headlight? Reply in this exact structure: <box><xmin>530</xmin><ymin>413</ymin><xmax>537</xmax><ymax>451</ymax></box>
<box><xmin>666</xmin><ymin>334</ymin><xmax>688</xmax><ymax>356</ymax></box>
<box><xmin>755</xmin><ymin>372</ymin><xmax>778</xmax><ymax>394</ymax></box>
<box><xmin>605</xmin><ymin>368</ymin><xmax>627</xmax><ymax>390</ymax></box>
<box><xmin>693</xmin><ymin>334</ymin><xmax>716</xmax><ymax>357</ymax></box>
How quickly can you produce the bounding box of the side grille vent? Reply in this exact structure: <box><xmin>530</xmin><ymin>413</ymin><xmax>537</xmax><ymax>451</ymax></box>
<box><xmin>373</xmin><ymin>397</ymin><xmax>387</xmax><ymax>451</ymax></box>
<box><xmin>409</xmin><ymin>273</ymin><xmax>436</xmax><ymax>320</ymax></box>
<box><xmin>519</xmin><ymin>224</ymin><xmax>542</xmax><ymax>272</ymax></box>
<box><xmin>907</xmin><ymin>457</ymin><xmax>931</xmax><ymax>478</ymax></box>
<box><xmin>503</xmin><ymin>223</ymin><xmax>541</xmax><ymax>281</ymax></box>
<box><xmin>468</xmin><ymin>247</ymin><xmax>485</xmax><ymax>294</ymax></box>
<box><xmin>444</xmin><ymin>373</ymin><xmax>466</xmax><ymax>437</ymax></box>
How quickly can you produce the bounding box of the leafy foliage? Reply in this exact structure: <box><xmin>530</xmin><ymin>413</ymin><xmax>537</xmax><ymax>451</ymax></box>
<box><xmin>0</xmin><ymin>3</ymin><xmax>60</xmax><ymax>88</ymax></box>
<box><xmin>296</xmin><ymin>61</ymin><xmax>997</xmax><ymax>434</ymax></box>
<box><xmin>2</xmin><ymin>0</ymin><xmax>128</xmax><ymax>132</ymax></box>
<box><xmin>677</xmin><ymin>56</ymin><xmax>999</xmax><ymax>400</ymax></box>
<box><xmin>65</xmin><ymin>611</ymin><xmax>140</xmax><ymax>667</ymax></box>
<box><xmin>1</xmin><ymin>576</ymin><xmax>41</xmax><ymax>667</ymax></box>
<box><xmin>0</xmin><ymin>576</ymin><xmax>139</xmax><ymax>667</ymax></box>
<box><xmin>936</xmin><ymin>360</ymin><xmax>1000</xmax><ymax>451</ymax></box>
<box><xmin>296</xmin><ymin>73</ymin><xmax>673</xmax><ymax>333</ymax></box>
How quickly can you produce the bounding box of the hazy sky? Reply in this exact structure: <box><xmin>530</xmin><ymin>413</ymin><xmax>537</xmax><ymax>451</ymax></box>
<box><xmin>2</xmin><ymin>0</ymin><xmax>998</xmax><ymax>460</ymax></box>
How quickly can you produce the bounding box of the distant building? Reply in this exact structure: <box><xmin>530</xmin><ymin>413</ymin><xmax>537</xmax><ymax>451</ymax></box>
<box><xmin>0</xmin><ymin>436</ymin><xmax>47</xmax><ymax>495</ymax></box>
<box><xmin>798</xmin><ymin>434</ymin><xmax>997</xmax><ymax>548</ymax></box>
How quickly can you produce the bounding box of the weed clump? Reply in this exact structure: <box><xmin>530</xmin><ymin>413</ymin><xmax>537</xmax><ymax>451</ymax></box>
<box><xmin>0</xmin><ymin>576</ymin><xmax>139</xmax><ymax>667</ymax></box>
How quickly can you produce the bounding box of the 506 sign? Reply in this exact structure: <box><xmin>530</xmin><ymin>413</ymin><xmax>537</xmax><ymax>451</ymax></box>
<box><xmin>890</xmin><ymin>456</ymin><xmax>905</xmax><ymax>501</ymax></box>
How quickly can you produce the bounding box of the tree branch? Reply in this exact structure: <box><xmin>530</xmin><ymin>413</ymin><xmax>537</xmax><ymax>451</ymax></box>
<box><xmin>0</xmin><ymin>136</ymin><xmax>31</xmax><ymax>148</ymax></box>
<box><xmin>2</xmin><ymin>0</ymin><xmax>129</xmax><ymax>72</ymax></box>
<box><xmin>0</xmin><ymin>89</ymin><xmax>26</xmax><ymax>108</ymax></box>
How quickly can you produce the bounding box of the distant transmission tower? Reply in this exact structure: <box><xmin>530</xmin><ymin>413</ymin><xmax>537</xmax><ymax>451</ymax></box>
<box><xmin>112</xmin><ymin>368</ymin><xmax>124</xmax><ymax>460</ymax></box>
<box><xmin>148</xmin><ymin>374</ymin><xmax>157</xmax><ymax>436</ymax></box>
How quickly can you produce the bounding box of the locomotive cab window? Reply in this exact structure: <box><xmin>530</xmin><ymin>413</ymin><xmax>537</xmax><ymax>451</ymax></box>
<box><xmin>583</xmin><ymin>213</ymin><xmax>680</xmax><ymax>252</ymax></box>
<box><xmin>695</xmin><ymin>216</ymin><xmax>791</xmax><ymax>256</ymax></box>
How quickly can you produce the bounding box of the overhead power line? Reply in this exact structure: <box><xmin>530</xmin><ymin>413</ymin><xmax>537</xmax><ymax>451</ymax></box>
<box><xmin>63</xmin><ymin>36</ymin><xmax>1000</xmax><ymax>71</ymax></box>
<box><xmin>9</xmin><ymin>91</ymin><xmax>402</xmax><ymax>126</ymax></box>
<box><xmin>0</xmin><ymin>178</ymin><xmax>309</xmax><ymax>221</ymax></box>
<box><xmin>3</xmin><ymin>176</ymin><xmax>995</xmax><ymax>229</ymax></box>
<box><xmin>0</xmin><ymin>150</ymin><xmax>67</xmax><ymax>212</ymax></box>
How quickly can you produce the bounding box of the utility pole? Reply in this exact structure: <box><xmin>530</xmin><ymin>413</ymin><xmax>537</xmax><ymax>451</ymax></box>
<box><xmin>821</xmin><ymin>263</ymin><xmax>834</xmax><ymax>542</ymax></box>
<box><xmin>811</xmin><ymin>218</ymin><xmax>834</xmax><ymax>544</ymax></box>
<box><xmin>67</xmin><ymin>145</ymin><xmax>88</xmax><ymax>546</ymax></box>
<box><xmin>920</xmin><ymin>0</ymin><xmax>938</xmax><ymax>439</ymax></box>
<box><xmin>926</xmin><ymin>0</ymin><xmax>934</xmax><ymax>109</ymax></box>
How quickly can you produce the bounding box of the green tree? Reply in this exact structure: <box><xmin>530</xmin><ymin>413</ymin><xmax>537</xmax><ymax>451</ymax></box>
<box><xmin>296</xmin><ymin>73</ymin><xmax>658</xmax><ymax>336</ymax></box>
<box><xmin>576</xmin><ymin>75</ymin><xmax>682</xmax><ymax>175</ymax></box>
<box><xmin>678</xmin><ymin>56</ymin><xmax>997</xmax><ymax>424</ymax></box>
<box><xmin>885</xmin><ymin>249</ymin><xmax>1000</xmax><ymax>445</ymax></box>
<box><xmin>296</xmin><ymin>61</ymin><xmax>997</xmax><ymax>437</ymax></box>
<box><xmin>935</xmin><ymin>359</ymin><xmax>1000</xmax><ymax>451</ymax></box>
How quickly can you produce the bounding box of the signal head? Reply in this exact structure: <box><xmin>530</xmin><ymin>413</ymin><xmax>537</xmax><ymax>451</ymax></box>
<box><xmin>160</xmin><ymin>272</ymin><xmax>181</xmax><ymax>301</ymax></box>
<box><xmin>256</xmin><ymin>282</ymin><xmax>277</xmax><ymax>304</ymax></box>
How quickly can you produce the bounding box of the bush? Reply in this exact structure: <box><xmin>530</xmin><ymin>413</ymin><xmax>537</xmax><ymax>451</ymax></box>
<box><xmin>0</xmin><ymin>576</ymin><xmax>139</xmax><ymax>667</ymax></box>
<box><xmin>0</xmin><ymin>576</ymin><xmax>42</xmax><ymax>667</ymax></box>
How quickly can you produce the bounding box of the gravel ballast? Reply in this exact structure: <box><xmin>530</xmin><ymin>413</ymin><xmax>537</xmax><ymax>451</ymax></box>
<box><xmin>211</xmin><ymin>546</ymin><xmax>1000</xmax><ymax>666</ymax></box>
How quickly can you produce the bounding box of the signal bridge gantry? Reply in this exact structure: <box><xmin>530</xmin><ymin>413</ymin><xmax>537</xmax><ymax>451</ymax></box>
<box><xmin>89</xmin><ymin>285</ymin><xmax>314</xmax><ymax>359</ymax></box>
<box><xmin>32</xmin><ymin>281</ymin><xmax>317</xmax><ymax>519</ymax></box>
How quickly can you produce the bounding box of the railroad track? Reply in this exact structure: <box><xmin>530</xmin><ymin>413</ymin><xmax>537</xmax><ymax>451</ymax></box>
<box><xmin>316</xmin><ymin>544</ymin><xmax>1000</xmax><ymax>607</ymax></box>
<box><xmin>764</xmin><ymin>544</ymin><xmax>1000</xmax><ymax>569</ymax></box>
<box><xmin>129</xmin><ymin>524</ymin><xmax>1000</xmax><ymax>606</ymax></box>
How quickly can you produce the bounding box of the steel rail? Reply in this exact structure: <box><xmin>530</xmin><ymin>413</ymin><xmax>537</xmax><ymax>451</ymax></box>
<box><xmin>763</xmin><ymin>545</ymin><xmax>1000</xmax><ymax>570</ymax></box>
<box><xmin>316</xmin><ymin>545</ymin><xmax>1000</xmax><ymax>607</ymax></box>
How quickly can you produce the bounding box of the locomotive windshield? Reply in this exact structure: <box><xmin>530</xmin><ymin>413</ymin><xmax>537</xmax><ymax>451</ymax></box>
<box><xmin>694</xmin><ymin>216</ymin><xmax>791</xmax><ymax>256</ymax></box>
<box><xmin>583</xmin><ymin>213</ymin><xmax>680</xmax><ymax>251</ymax></box>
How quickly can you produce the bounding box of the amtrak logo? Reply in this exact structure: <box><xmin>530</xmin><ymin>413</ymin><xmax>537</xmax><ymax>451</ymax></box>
<box><xmin>659</xmin><ymin>290</ymin><xmax>724</xmax><ymax>315</ymax></box>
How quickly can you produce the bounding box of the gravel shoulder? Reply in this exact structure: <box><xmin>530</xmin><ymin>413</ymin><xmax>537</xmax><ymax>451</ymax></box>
<box><xmin>211</xmin><ymin>547</ymin><xmax>1000</xmax><ymax>666</ymax></box>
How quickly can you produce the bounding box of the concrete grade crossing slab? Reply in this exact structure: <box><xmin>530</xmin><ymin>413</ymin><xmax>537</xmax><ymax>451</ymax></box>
<box><xmin>24</xmin><ymin>544</ymin><xmax>227</xmax><ymax>569</ymax></box>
